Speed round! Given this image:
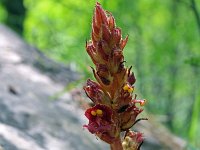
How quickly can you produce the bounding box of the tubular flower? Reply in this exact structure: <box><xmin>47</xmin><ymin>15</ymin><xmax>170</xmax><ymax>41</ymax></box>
<box><xmin>84</xmin><ymin>104</ymin><xmax>113</xmax><ymax>133</ymax></box>
<box><xmin>83</xmin><ymin>2</ymin><xmax>147</xmax><ymax>150</ymax></box>
<box><xmin>83</xmin><ymin>104</ymin><xmax>119</xmax><ymax>144</ymax></box>
<box><xmin>83</xmin><ymin>79</ymin><xmax>111</xmax><ymax>105</ymax></box>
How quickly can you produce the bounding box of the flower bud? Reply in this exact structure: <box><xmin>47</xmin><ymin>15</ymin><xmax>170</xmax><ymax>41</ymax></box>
<box><xmin>95</xmin><ymin>2</ymin><xmax>108</xmax><ymax>27</ymax></box>
<box><xmin>97</xmin><ymin>42</ymin><xmax>109</xmax><ymax>61</ymax></box>
<box><xmin>107</xmin><ymin>14</ymin><xmax>115</xmax><ymax>30</ymax></box>
<box><xmin>102</xmin><ymin>24</ymin><xmax>111</xmax><ymax>42</ymax></box>
<box><xmin>120</xmin><ymin>35</ymin><xmax>129</xmax><ymax>50</ymax></box>
<box><xmin>84</xmin><ymin>79</ymin><xmax>111</xmax><ymax>105</ymax></box>
<box><xmin>123</xmin><ymin>131</ymin><xmax>144</xmax><ymax>150</ymax></box>
<box><xmin>112</xmin><ymin>28</ymin><xmax>122</xmax><ymax>46</ymax></box>
<box><xmin>96</xmin><ymin>64</ymin><xmax>111</xmax><ymax>85</ymax></box>
<box><xmin>121</xmin><ymin>105</ymin><xmax>143</xmax><ymax>131</ymax></box>
<box><xmin>128</xmin><ymin>72</ymin><xmax>136</xmax><ymax>85</ymax></box>
<box><xmin>86</xmin><ymin>41</ymin><xmax>98</xmax><ymax>64</ymax></box>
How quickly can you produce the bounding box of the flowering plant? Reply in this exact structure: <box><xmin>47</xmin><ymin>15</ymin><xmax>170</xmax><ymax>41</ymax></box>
<box><xmin>83</xmin><ymin>2</ymin><xmax>146</xmax><ymax>150</ymax></box>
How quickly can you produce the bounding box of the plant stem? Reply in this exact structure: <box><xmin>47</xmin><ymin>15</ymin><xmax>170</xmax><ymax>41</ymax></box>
<box><xmin>110</xmin><ymin>137</ymin><xmax>123</xmax><ymax>150</ymax></box>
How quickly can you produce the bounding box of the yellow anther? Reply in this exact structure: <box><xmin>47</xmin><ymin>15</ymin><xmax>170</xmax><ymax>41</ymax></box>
<box><xmin>123</xmin><ymin>84</ymin><xmax>134</xmax><ymax>93</ymax></box>
<box><xmin>140</xmin><ymin>99</ymin><xmax>146</xmax><ymax>106</ymax></box>
<box><xmin>123</xmin><ymin>85</ymin><xmax>129</xmax><ymax>91</ymax></box>
<box><xmin>91</xmin><ymin>110</ymin><xmax>97</xmax><ymax>116</ymax></box>
<box><xmin>96</xmin><ymin>109</ymin><xmax>103</xmax><ymax>115</ymax></box>
<box><xmin>128</xmin><ymin>87</ymin><xmax>134</xmax><ymax>93</ymax></box>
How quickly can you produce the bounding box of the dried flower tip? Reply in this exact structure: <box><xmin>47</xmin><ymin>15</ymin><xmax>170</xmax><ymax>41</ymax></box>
<box><xmin>133</xmin><ymin>99</ymin><xmax>146</xmax><ymax>106</ymax></box>
<box><xmin>123</xmin><ymin>84</ymin><xmax>134</xmax><ymax>93</ymax></box>
<box><xmin>140</xmin><ymin>99</ymin><xmax>146</xmax><ymax>106</ymax></box>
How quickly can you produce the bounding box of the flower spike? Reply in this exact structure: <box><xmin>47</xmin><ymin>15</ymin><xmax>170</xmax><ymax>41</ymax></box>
<box><xmin>83</xmin><ymin>2</ymin><xmax>147</xmax><ymax>150</ymax></box>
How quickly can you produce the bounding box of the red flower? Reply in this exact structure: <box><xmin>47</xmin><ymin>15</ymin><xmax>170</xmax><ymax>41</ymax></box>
<box><xmin>83</xmin><ymin>104</ymin><xmax>118</xmax><ymax>143</ymax></box>
<box><xmin>84</xmin><ymin>104</ymin><xmax>113</xmax><ymax>133</ymax></box>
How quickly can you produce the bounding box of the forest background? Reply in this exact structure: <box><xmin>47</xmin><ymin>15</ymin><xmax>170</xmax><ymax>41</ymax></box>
<box><xmin>0</xmin><ymin>0</ymin><xmax>200</xmax><ymax>149</ymax></box>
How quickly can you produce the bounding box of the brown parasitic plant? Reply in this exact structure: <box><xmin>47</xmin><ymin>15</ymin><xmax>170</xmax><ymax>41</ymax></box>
<box><xmin>83</xmin><ymin>2</ymin><xmax>147</xmax><ymax>150</ymax></box>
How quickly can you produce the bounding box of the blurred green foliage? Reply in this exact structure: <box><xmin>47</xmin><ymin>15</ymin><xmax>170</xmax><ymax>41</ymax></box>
<box><xmin>0</xmin><ymin>3</ymin><xmax>7</xmax><ymax>22</ymax></box>
<box><xmin>0</xmin><ymin>0</ymin><xmax>200</xmax><ymax>148</ymax></box>
<box><xmin>24</xmin><ymin>0</ymin><xmax>95</xmax><ymax>75</ymax></box>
